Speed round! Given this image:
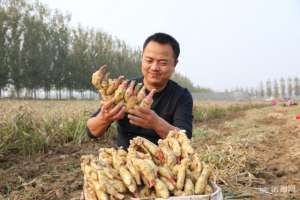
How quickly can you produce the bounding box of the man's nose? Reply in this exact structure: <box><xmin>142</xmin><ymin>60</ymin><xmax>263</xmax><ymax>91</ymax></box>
<box><xmin>150</xmin><ymin>62</ymin><xmax>160</xmax><ymax>70</ymax></box>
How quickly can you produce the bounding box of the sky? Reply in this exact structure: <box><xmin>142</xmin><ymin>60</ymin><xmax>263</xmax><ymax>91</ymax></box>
<box><xmin>41</xmin><ymin>0</ymin><xmax>300</xmax><ymax>92</ymax></box>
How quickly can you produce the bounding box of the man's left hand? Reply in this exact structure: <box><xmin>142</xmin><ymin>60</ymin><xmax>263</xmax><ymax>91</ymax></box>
<box><xmin>127</xmin><ymin>106</ymin><xmax>160</xmax><ymax>129</ymax></box>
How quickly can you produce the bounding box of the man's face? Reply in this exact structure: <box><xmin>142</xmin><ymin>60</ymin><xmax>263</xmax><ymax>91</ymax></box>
<box><xmin>142</xmin><ymin>41</ymin><xmax>177</xmax><ymax>88</ymax></box>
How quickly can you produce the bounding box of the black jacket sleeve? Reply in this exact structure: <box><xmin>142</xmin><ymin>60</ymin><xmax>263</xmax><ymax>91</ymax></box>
<box><xmin>172</xmin><ymin>89</ymin><xmax>193</xmax><ymax>138</ymax></box>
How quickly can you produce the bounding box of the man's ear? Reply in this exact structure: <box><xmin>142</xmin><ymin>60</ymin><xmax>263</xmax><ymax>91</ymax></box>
<box><xmin>174</xmin><ymin>59</ymin><xmax>178</xmax><ymax>67</ymax></box>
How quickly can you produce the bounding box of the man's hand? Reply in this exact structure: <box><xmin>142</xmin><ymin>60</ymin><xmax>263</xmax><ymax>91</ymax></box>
<box><xmin>99</xmin><ymin>99</ymin><xmax>126</xmax><ymax>123</ymax></box>
<box><xmin>128</xmin><ymin>106</ymin><xmax>178</xmax><ymax>138</ymax></box>
<box><xmin>127</xmin><ymin>106</ymin><xmax>159</xmax><ymax>129</ymax></box>
<box><xmin>87</xmin><ymin>99</ymin><xmax>125</xmax><ymax>137</ymax></box>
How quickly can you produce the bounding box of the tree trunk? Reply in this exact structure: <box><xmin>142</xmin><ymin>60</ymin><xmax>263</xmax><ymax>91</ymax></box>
<box><xmin>89</xmin><ymin>90</ymin><xmax>92</xmax><ymax>99</ymax></box>
<box><xmin>55</xmin><ymin>89</ymin><xmax>58</xmax><ymax>99</ymax></box>
<box><xmin>69</xmin><ymin>89</ymin><xmax>73</xmax><ymax>99</ymax></box>
<box><xmin>16</xmin><ymin>90</ymin><xmax>20</xmax><ymax>98</ymax></box>
<box><xmin>45</xmin><ymin>90</ymin><xmax>49</xmax><ymax>99</ymax></box>
<box><xmin>28</xmin><ymin>89</ymin><xmax>33</xmax><ymax>99</ymax></box>
<box><xmin>33</xmin><ymin>89</ymin><xmax>37</xmax><ymax>99</ymax></box>
<box><xmin>59</xmin><ymin>89</ymin><xmax>62</xmax><ymax>100</ymax></box>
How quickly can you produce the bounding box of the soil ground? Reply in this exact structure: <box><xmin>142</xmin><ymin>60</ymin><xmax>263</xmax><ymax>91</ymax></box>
<box><xmin>1</xmin><ymin>105</ymin><xmax>300</xmax><ymax>200</ymax></box>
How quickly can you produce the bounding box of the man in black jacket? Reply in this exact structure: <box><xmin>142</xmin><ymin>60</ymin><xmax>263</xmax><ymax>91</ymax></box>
<box><xmin>86</xmin><ymin>32</ymin><xmax>193</xmax><ymax>148</ymax></box>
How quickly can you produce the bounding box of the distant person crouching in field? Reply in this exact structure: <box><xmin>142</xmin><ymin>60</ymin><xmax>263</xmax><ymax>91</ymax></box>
<box><xmin>86</xmin><ymin>32</ymin><xmax>193</xmax><ymax>148</ymax></box>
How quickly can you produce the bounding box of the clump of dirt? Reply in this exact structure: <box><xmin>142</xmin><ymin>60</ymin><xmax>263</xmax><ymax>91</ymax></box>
<box><xmin>255</xmin><ymin>116</ymin><xmax>287</xmax><ymax>126</ymax></box>
<box><xmin>252</xmin><ymin>126</ymin><xmax>300</xmax><ymax>186</ymax></box>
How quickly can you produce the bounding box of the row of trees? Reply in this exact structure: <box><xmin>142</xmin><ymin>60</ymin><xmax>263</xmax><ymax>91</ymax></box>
<box><xmin>171</xmin><ymin>73</ymin><xmax>212</xmax><ymax>93</ymax></box>
<box><xmin>227</xmin><ymin>77</ymin><xmax>300</xmax><ymax>98</ymax></box>
<box><xmin>0</xmin><ymin>0</ymin><xmax>143</xmax><ymax>99</ymax></box>
<box><xmin>0</xmin><ymin>0</ymin><xmax>209</xmax><ymax>99</ymax></box>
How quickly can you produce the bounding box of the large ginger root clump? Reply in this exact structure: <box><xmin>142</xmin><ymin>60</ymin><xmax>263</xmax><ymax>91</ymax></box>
<box><xmin>81</xmin><ymin>130</ymin><xmax>215</xmax><ymax>200</ymax></box>
<box><xmin>91</xmin><ymin>65</ymin><xmax>155</xmax><ymax>111</ymax></box>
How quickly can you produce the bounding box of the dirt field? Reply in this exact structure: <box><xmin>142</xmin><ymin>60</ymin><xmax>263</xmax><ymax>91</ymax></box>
<box><xmin>0</xmin><ymin>102</ymin><xmax>299</xmax><ymax>199</ymax></box>
<box><xmin>194</xmin><ymin>104</ymin><xmax>300</xmax><ymax>199</ymax></box>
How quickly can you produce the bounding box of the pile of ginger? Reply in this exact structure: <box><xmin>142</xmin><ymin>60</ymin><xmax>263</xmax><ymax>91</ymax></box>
<box><xmin>81</xmin><ymin>130</ymin><xmax>214</xmax><ymax>200</ymax></box>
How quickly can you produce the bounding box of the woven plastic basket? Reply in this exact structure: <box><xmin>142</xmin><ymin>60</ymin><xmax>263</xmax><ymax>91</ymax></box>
<box><xmin>135</xmin><ymin>181</ymin><xmax>223</xmax><ymax>200</ymax></box>
<box><xmin>166</xmin><ymin>182</ymin><xmax>223</xmax><ymax>200</ymax></box>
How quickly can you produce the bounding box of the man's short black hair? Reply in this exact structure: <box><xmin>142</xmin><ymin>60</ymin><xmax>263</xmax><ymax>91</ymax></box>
<box><xmin>143</xmin><ymin>32</ymin><xmax>180</xmax><ymax>60</ymax></box>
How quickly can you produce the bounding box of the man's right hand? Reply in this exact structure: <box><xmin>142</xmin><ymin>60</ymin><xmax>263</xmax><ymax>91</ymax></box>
<box><xmin>99</xmin><ymin>99</ymin><xmax>126</xmax><ymax>123</ymax></box>
<box><xmin>87</xmin><ymin>99</ymin><xmax>125</xmax><ymax>137</ymax></box>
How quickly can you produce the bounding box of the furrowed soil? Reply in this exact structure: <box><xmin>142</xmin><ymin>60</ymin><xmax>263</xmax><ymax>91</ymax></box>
<box><xmin>1</xmin><ymin>103</ymin><xmax>300</xmax><ymax>200</ymax></box>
